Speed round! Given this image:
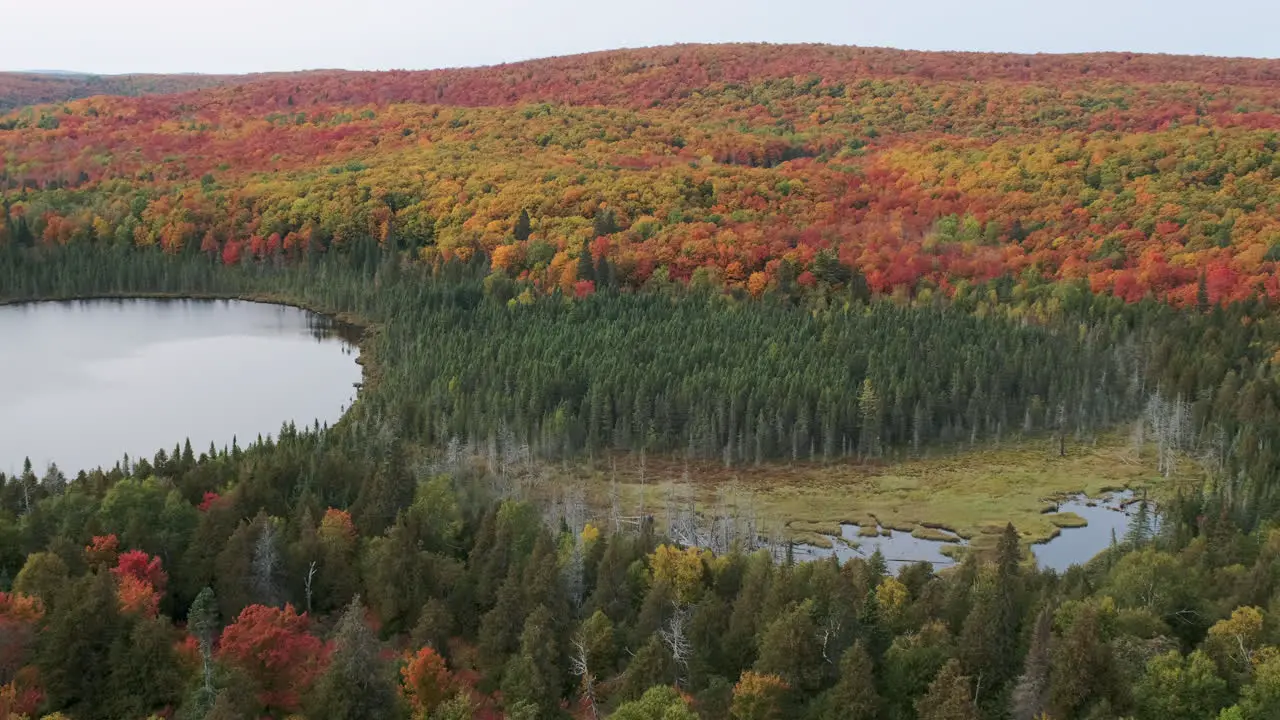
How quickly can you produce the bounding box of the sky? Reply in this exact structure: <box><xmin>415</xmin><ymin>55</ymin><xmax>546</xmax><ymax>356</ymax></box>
<box><xmin>1</xmin><ymin>0</ymin><xmax>1274</xmax><ymax>75</ymax></box>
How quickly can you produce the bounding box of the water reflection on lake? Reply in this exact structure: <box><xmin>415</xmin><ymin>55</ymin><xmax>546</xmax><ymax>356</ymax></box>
<box><xmin>0</xmin><ymin>299</ymin><xmax>362</xmax><ymax>476</ymax></box>
<box><xmin>1032</xmin><ymin>491</ymin><xmax>1149</xmax><ymax>573</ymax></box>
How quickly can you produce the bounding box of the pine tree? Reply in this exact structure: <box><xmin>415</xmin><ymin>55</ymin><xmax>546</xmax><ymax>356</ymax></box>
<box><xmin>188</xmin><ymin>587</ymin><xmax>220</xmax><ymax>716</ymax></box>
<box><xmin>612</xmin><ymin>685</ymin><xmax>699</xmax><ymax>720</ymax></box>
<box><xmin>104</xmin><ymin>616</ymin><xmax>185</xmax><ymax>718</ymax></box>
<box><xmin>1009</xmin><ymin>606</ymin><xmax>1052</xmax><ymax>720</ymax></box>
<box><xmin>577</xmin><ymin>239</ymin><xmax>596</xmax><ymax>286</ymax></box>
<box><xmin>812</xmin><ymin>642</ymin><xmax>880</xmax><ymax>720</ymax></box>
<box><xmin>916</xmin><ymin>659</ymin><xmax>978</xmax><ymax>720</ymax></box>
<box><xmin>37</xmin><ymin>572</ymin><xmax>124</xmax><ymax>720</ymax></box>
<box><xmin>1048</xmin><ymin>606</ymin><xmax>1116</xmax><ymax>719</ymax></box>
<box><xmin>500</xmin><ymin>605</ymin><xmax>562</xmax><ymax>718</ymax></box>
<box><xmin>308</xmin><ymin>598</ymin><xmax>402</xmax><ymax>719</ymax></box>
<box><xmin>411</xmin><ymin>596</ymin><xmax>455</xmax><ymax>659</ymax></box>
<box><xmin>617</xmin><ymin>634</ymin><xmax>675</xmax><ymax>702</ymax></box>
<box><xmin>13</xmin><ymin>551</ymin><xmax>69</xmax><ymax>612</ymax></box>
<box><xmin>753</xmin><ymin>599</ymin><xmax>824</xmax><ymax>694</ymax></box>
<box><xmin>514</xmin><ymin>209</ymin><xmax>532</xmax><ymax>243</ymax></box>
<box><xmin>959</xmin><ymin>524</ymin><xmax>1022</xmax><ymax>698</ymax></box>
<box><xmin>478</xmin><ymin>563</ymin><xmax>527</xmax><ymax>675</ymax></box>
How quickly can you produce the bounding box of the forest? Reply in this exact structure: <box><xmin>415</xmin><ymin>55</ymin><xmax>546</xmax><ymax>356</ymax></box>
<box><xmin>3</xmin><ymin>43</ymin><xmax>1280</xmax><ymax>719</ymax></box>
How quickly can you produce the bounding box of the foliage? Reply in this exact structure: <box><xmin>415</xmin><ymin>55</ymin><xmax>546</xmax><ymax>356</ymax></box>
<box><xmin>309</xmin><ymin>598</ymin><xmax>401</xmax><ymax>720</ymax></box>
<box><xmin>216</xmin><ymin>603</ymin><xmax>327</xmax><ymax>714</ymax></box>
<box><xmin>402</xmin><ymin>646</ymin><xmax>453</xmax><ymax>717</ymax></box>
<box><xmin>9</xmin><ymin>41</ymin><xmax>1280</xmax><ymax>720</ymax></box>
<box><xmin>730</xmin><ymin>672</ymin><xmax>788</xmax><ymax>720</ymax></box>
<box><xmin>610</xmin><ymin>685</ymin><xmax>698</xmax><ymax>720</ymax></box>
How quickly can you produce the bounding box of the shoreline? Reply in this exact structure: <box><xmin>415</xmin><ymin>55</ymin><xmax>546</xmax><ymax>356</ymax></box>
<box><xmin>0</xmin><ymin>291</ymin><xmax>382</xmax><ymax>439</ymax></box>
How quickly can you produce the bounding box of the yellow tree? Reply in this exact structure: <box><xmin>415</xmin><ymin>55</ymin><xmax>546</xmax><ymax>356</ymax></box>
<box><xmin>649</xmin><ymin>545</ymin><xmax>705</xmax><ymax>605</ymax></box>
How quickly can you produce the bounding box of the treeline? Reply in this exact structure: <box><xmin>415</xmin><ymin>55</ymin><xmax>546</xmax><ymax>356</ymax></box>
<box><xmin>0</xmin><ymin>240</ymin><xmax>1141</xmax><ymax>465</ymax></box>
<box><xmin>4</xmin><ymin>238</ymin><xmax>1280</xmax><ymax>717</ymax></box>
<box><xmin>2</xmin><ymin>413</ymin><xmax>1279</xmax><ymax>720</ymax></box>
<box><xmin>6</xmin><ymin>240</ymin><xmax>1280</xmax><ymax>521</ymax></box>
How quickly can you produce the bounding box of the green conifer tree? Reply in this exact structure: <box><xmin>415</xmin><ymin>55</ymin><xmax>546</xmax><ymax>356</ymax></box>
<box><xmin>308</xmin><ymin>598</ymin><xmax>402</xmax><ymax>719</ymax></box>
<box><xmin>917</xmin><ymin>659</ymin><xmax>978</xmax><ymax>720</ymax></box>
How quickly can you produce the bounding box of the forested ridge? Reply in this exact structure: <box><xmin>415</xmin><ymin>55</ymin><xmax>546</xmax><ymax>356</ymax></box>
<box><xmin>4</xmin><ymin>43</ymin><xmax>1280</xmax><ymax>720</ymax></box>
<box><xmin>6</xmin><ymin>44</ymin><xmax>1280</xmax><ymax>306</ymax></box>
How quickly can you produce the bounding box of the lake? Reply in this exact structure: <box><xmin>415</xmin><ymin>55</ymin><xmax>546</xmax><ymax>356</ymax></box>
<box><xmin>1031</xmin><ymin>491</ymin><xmax>1150</xmax><ymax>572</ymax></box>
<box><xmin>0</xmin><ymin>299</ymin><xmax>362</xmax><ymax>476</ymax></box>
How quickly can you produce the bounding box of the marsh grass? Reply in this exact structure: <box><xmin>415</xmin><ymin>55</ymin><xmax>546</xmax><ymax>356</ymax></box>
<box><xmin>539</xmin><ymin>433</ymin><xmax>1200</xmax><ymax>547</ymax></box>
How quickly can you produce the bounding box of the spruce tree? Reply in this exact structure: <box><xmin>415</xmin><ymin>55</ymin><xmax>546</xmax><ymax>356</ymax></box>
<box><xmin>308</xmin><ymin>598</ymin><xmax>402</xmax><ymax>719</ymax></box>
<box><xmin>37</xmin><ymin>572</ymin><xmax>124</xmax><ymax>720</ymax></box>
<box><xmin>618</xmin><ymin>634</ymin><xmax>675</xmax><ymax>702</ymax></box>
<box><xmin>1009</xmin><ymin>606</ymin><xmax>1052</xmax><ymax>720</ymax></box>
<box><xmin>577</xmin><ymin>240</ymin><xmax>595</xmax><ymax>285</ymax></box>
<box><xmin>500</xmin><ymin>605</ymin><xmax>563</xmax><ymax>718</ymax></box>
<box><xmin>513</xmin><ymin>209</ymin><xmax>532</xmax><ymax>242</ymax></box>
<box><xmin>753</xmin><ymin>600</ymin><xmax>824</xmax><ymax>694</ymax></box>
<box><xmin>812</xmin><ymin>642</ymin><xmax>880</xmax><ymax>720</ymax></box>
<box><xmin>1048</xmin><ymin>606</ymin><xmax>1116</xmax><ymax>719</ymax></box>
<box><xmin>188</xmin><ymin>587</ymin><xmax>220</xmax><ymax>716</ymax></box>
<box><xmin>916</xmin><ymin>659</ymin><xmax>978</xmax><ymax>720</ymax></box>
<box><xmin>104</xmin><ymin>616</ymin><xmax>185</xmax><ymax>719</ymax></box>
<box><xmin>959</xmin><ymin>524</ymin><xmax>1022</xmax><ymax>696</ymax></box>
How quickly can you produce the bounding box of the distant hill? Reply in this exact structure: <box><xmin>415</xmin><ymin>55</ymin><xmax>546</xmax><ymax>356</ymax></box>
<box><xmin>3</xmin><ymin>42</ymin><xmax>1280</xmax><ymax>305</ymax></box>
<box><xmin>0</xmin><ymin>71</ymin><xmax>248</xmax><ymax>111</ymax></box>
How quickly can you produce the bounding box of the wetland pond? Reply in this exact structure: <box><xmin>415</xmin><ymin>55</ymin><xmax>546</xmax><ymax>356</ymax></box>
<box><xmin>0</xmin><ymin>299</ymin><xmax>362</xmax><ymax>476</ymax></box>
<box><xmin>792</xmin><ymin>490</ymin><xmax>1150</xmax><ymax>573</ymax></box>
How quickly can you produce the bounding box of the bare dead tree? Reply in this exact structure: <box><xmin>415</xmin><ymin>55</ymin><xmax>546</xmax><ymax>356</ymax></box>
<box><xmin>1056</xmin><ymin>403</ymin><xmax>1067</xmax><ymax>457</ymax></box>
<box><xmin>666</xmin><ymin>479</ymin><xmax>701</xmax><ymax>548</ymax></box>
<box><xmin>565</xmin><ymin>541</ymin><xmax>585</xmax><ymax>611</ymax></box>
<box><xmin>564</xmin><ymin>483</ymin><xmax>587</xmax><ymax>538</ymax></box>
<box><xmin>816</xmin><ymin>612</ymin><xmax>843</xmax><ymax>666</ymax></box>
<box><xmin>304</xmin><ymin>560</ymin><xmax>318</xmax><ymax>613</ymax></box>
<box><xmin>608</xmin><ymin>463</ymin><xmax>622</xmax><ymax>534</ymax></box>
<box><xmin>711</xmin><ymin>484</ymin><xmax>734</xmax><ymax>555</ymax></box>
<box><xmin>638</xmin><ymin>448</ymin><xmax>648</xmax><ymax>519</ymax></box>
<box><xmin>1130</xmin><ymin>415</ymin><xmax>1146</xmax><ymax>459</ymax></box>
<box><xmin>1146</xmin><ymin>392</ymin><xmax>1194</xmax><ymax>477</ymax></box>
<box><xmin>660</xmin><ymin>602</ymin><xmax>693</xmax><ymax>688</ymax></box>
<box><xmin>251</xmin><ymin>519</ymin><xmax>284</xmax><ymax>608</ymax></box>
<box><xmin>570</xmin><ymin>632</ymin><xmax>600</xmax><ymax>720</ymax></box>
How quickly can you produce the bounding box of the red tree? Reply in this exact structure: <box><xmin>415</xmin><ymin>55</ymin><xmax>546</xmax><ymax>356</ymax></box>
<box><xmin>217</xmin><ymin>604</ymin><xmax>328</xmax><ymax>713</ymax></box>
<box><xmin>112</xmin><ymin>550</ymin><xmax>168</xmax><ymax>593</ymax></box>
<box><xmin>401</xmin><ymin>646</ymin><xmax>453</xmax><ymax>716</ymax></box>
<box><xmin>84</xmin><ymin>534</ymin><xmax>120</xmax><ymax>570</ymax></box>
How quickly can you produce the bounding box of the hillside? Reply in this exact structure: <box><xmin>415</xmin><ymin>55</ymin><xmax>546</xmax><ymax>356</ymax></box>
<box><xmin>3</xmin><ymin>43</ymin><xmax>1280</xmax><ymax>307</ymax></box>
<box><xmin>0</xmin><ymin>71</ymin><xmax>244</xmax><ymax>111</ymax></box>
<box><xmin>7</xmin><ymin>44</ymin><xmax>1280</xmax><ymax>720</ymax></box>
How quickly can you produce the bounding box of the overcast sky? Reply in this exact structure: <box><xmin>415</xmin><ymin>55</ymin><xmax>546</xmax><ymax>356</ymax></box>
<box><xmin>1</xmin><ymin>0</ymin><xmax>1273</xmax><ymax>75</ymax></box>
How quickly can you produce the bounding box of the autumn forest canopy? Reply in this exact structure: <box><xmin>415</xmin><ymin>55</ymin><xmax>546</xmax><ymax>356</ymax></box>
<box><xmin>5</xmin><ymin>43</ymin><xmax>1280</xmax><ymax>720</ymax></box>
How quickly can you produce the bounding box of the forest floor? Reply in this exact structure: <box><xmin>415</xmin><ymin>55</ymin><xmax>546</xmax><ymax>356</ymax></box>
<box><xmin>542</xmin><ymin>432</ymin><xmax>1202</xmax><ymax>550</ymax></box>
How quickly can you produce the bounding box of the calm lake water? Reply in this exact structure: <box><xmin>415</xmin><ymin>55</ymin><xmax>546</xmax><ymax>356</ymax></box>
<box><xmin>1032</xmin><ymin>491</ymin><xmax>1148</xmax><ymax>572</ymax></box>
<box><xmin>0</xmin><ymin>299</ymin><xmax>362</xmax><ymax>476</ymax></box>
<box><xmin>792</xmin><ymin>490</ymin><xmax>1148</xmax><ymax>572</ymax></box>
<box><xmin>792</xmin><ymin>523</ymin><xmax>966</xmax><ymax>573</ymax></box>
